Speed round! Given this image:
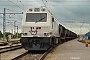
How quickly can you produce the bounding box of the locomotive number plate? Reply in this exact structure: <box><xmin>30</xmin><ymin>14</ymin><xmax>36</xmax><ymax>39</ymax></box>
<box><xmin>33</xmin><ymin>35</ymin><xmax>38</xmax><ymax>37</ymax></box>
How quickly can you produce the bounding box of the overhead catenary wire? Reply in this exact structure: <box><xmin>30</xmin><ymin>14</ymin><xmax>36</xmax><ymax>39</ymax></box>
<box><xmin>1</xmin><ymin>0</ymin><xmax>90</xmax><ymax>7</ymax></box>
<box><xmin>18</xmin><ymin>1</ymin><xmax>28</xmax><ymax>9</ymax></box>
<box><xmin>42</xmin><ymin>0</ymin><xmax>48</xmax><ymax>8</ymax></box>
<box><xmin>44</xmin><ymin>0</ymin><xmax>66</xmax><ymax>23</ymax></box>
<box><xmin>5</xmin><ymin>8</ymin><xmax>22</xmax><ymax>22</ymax></box>
<box><xmin>1</xmin><ymin>5</ymin><xmax>90</xmax><ymax>7</ymax></box>
<box><xmin>0</xmin><ymin>0</ymin><xmax>90</xmax><ymax>34</ymax></box>
<box><xmin>1</xmin><ymin>1</ymin><xmax>90</xmax><ymax>2</ymax></box>
<box><xmin>7</xmin><ymin>0</ymin><xmax>25</xmax><ymax>11</ymax></box>
<box><xmin>43</xmin><ymin>0</ymin><xmax>76</xmax><ymax>32</ymax></box>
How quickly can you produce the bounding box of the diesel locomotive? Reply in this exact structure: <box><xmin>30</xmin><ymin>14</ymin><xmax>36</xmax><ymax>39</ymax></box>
<box><xmin>20</xmin><ymin>7</ymin><xmax>77</xmax><ymax>51</ymax></box>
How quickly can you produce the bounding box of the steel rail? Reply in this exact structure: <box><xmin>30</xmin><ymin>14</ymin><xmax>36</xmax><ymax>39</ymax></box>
<box><xmin>12</xmin><ymin>51</ymin><xmax>28</xmax><ymax>60</ymax></box>
<box><xmin>0</xmin><ymin>45</ymin><xmax>22</xmax><ymax>53</ymax></box>
<box><xmin>39</xmin><ymin>45</ymin><xmax>57</xmax><ymax>60</ymax></box>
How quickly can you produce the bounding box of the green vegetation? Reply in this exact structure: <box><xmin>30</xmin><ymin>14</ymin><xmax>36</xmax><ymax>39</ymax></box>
<box><xmin>5</xmin><ymin>32</ymin><xmax>12</xmax><ymax>36</ymax></box>
<box><xmin>0</xmin><ymin>31</ymin><xmax>3</xmax><ymax>38</ymax></box>
<box><xmin>0</xmin><ymin>31</ymin><xmax>21</xmax><ymax>39</ymax></box>
<box><xmin>13</xmin><ymin>33</ymin><xmax>21</xmax><ymax>38</ymax></box>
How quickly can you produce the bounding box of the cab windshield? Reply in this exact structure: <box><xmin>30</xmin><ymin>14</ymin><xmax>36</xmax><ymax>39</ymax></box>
<box><xmin>26</xmin><ymin>13</ymin><xmax>47</xmax><ymax>22</ymax></box>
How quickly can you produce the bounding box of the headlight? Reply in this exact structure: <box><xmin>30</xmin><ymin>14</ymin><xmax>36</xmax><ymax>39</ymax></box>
<box><xmin>44</xmin><ymin>33</ymin><xmax>49</xmax><ymax>36</ymax></box>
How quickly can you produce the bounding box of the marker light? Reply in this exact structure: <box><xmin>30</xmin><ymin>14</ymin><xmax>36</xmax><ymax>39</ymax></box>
<box><xmin>29</xmin><ymin>9</ymin><xmax>32</xmax><ymax>11</ymax></box>
<box><xmin>39</xmin><ymin>27</ymin><xmax>41</xmax><ymax>29</ymax></box>
<box><xmin>36</xmin><ymin>26</ymin><xmax>39</xmax><ymax>29</ymax></box>
<box><xmin>49</xmin><ymin>32</ymin><xmax>52</xmax><ymax>35</ymax></box>
<box><xmin>25</xmin><ymin>33</ymin><xmax>27</xmax><ymax>35</ymax></box>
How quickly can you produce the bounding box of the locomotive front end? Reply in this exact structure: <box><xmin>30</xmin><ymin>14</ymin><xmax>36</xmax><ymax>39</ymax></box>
<box><xmin>20</xmin><ymin>8</ymin><xmax>53</xmax><ymax>51</ymax></box>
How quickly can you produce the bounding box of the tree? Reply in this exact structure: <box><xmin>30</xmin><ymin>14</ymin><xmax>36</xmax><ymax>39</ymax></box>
<box><xmin>5</xmin><ymin>32</ymin><xmax>13</xmax><ymax>38</ymax></box>
<box><xmin>0</xmin><ymin>31</ymin><xmax>3</xmax><ymax>38</ymax></box>
<box><xmin>14</xmin><ymin>33</ymin><xmax>21</xmax><ymax>38</ymax></box>
<box><xmin>5</xmin><ymin>32</ymin><xmax>12</xmax><ymax>36</ymax></box>
<box><xmin>18</xmin><ymin>33</ymin><xmax>21</xmax><ymax>38</ymax></box>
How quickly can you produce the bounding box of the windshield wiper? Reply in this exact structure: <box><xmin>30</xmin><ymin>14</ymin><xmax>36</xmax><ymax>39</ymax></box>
<box><xmin>35</xmin><ymin>17</ymin><xmax>45</xmax><ymax>23</ymax></box>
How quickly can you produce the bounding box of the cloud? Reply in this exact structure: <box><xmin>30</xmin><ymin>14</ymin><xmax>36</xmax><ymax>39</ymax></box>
<box><xmin>0</xmin><ymin>0</ymin><xmax>90</xmax><ymax>34</ymax></box>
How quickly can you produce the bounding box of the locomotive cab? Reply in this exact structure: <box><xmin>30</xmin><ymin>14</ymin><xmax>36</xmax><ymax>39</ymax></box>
<box><xmin>20</xmin><ymin>8</ymin><xmax>57</xmax><ymax>51</ymax></box>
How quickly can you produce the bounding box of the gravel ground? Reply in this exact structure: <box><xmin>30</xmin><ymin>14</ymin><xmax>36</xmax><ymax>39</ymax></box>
<box><xmin>1</xmin><ymin>51</ymin><xmax>12</xmax><ymax>59</ymax></box>
<box><xmin>1</xmin><ymin>48</ymin><xmax>27</xmax><ymax>60</ymax></box>
<box><xmin>18</xmin><ymin>53</ymin><xmax>42</xmax><ymax>60</ymax></box>
<box><xmin>44</xmin><ymin>39</ymin><xmax>90</xmax><ymax>60</ymax></box>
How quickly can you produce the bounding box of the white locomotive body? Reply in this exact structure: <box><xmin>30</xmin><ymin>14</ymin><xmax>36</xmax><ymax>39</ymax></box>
<box><xmin>20</xmin><ymin>8</ymin><xmax>77</xmax><ymax>51</ymax></box>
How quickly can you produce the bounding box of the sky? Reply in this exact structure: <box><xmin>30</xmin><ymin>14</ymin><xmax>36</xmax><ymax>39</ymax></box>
<box><xmin>0</xmin><ymin>0</ymin><xmax>90</xmax><ymax>35</ymax></box>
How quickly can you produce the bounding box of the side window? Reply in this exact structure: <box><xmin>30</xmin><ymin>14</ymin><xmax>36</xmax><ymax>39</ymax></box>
<box><xmin>52</xmin><ymin>18</ymin><xmax>54</xmax><ymax>22</ymax></box>
<box><xmin>52</xmin><ymin>18</ymin><xmax>54</xmax><ymax>29</ymax></box>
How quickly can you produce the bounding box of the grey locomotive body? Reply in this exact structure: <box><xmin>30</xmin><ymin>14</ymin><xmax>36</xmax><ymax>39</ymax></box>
<box><xmin>20</xmin><ymin>8</ymin><xmax>77</xmax><ymax>51</ymax></box>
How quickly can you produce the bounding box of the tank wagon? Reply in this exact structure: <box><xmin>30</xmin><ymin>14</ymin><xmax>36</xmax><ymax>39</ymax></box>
<box><xmin>20</xmin><ymin>8</ymin><xmax>77</xmax><ymax>51</ymax></box>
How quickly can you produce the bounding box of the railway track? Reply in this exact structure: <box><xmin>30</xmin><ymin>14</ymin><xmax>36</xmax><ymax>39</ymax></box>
<box><xmin>0</xmin><ymin>45</ymin><xmax>22</xmax><ymax>53</ymax></box>
<box><xmin>12</xmin><ymin>51</ymin><xmax>42</xmax><ymax>60</ymax></box>
<box><xmin>12</xmin><ymin>45</ymin><xmax>56</xmax><ymax>60</ymax></box>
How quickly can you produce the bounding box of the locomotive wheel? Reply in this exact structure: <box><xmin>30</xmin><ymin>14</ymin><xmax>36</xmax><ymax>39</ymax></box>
<box><xmin>58</xmin><ymin>38</ymin><xmax>62</xmax><ymax>44</ymax></box>
<box><xmin>50</xmin><ymin>37</ymin><xmax>56</xmax><ymax>45</ymax></box>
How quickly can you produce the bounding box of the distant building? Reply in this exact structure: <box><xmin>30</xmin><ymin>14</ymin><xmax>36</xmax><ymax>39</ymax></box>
<box><xmin>85</xmin><ymin>31</ymin><xmax>90</xmax><ymax>40</ymax></box>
